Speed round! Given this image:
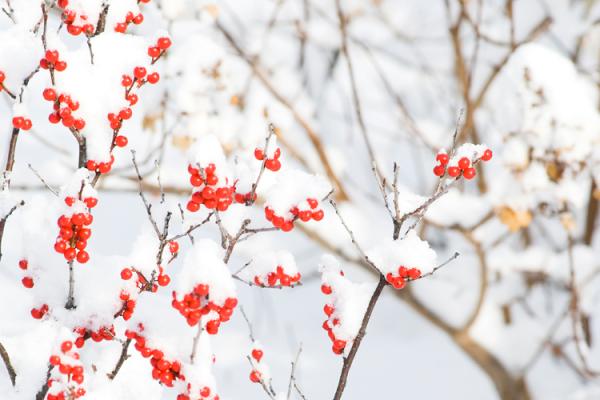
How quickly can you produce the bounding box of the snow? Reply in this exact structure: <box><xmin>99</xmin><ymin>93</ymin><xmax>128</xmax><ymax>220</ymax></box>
<box><xmin>367</xmin><ymin>230</ymin><xmax>437</xmax><ymax>276</ymax></box>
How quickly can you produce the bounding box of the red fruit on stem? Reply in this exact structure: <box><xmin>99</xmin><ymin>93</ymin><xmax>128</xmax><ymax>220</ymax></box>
<box><xmin>251</xmin><ymin>349</ymin><xmax>263</xmax><ymax>362</ymax></box>
<box><xmin>433</xmin><ymin>165</ymin><xmax>445</xmax><ymax>177</ymax></box>
<box><xmin>463</xmin><ymin>167</ymin><xmax>476</xmax><ymax>180</ymax></box>
<box><xmin>481</xmin><ymin>149</ymin><xmax>493</xmax><ymax>161</ymax></box>
<box><xmin>447</xmin><ymin>166</ymin><xmax>460</xmax><ymax>177</ymax></box>
<box><xmin>120</xmin><ymin>268</ymin><xmax>132</xmax><ymax>280</ymax></box>
<box><xmin>22</xmin><ymin>277</ymin><xmax>34</xmax><ymax>288</ymax></box>
<box><xmin>458</xmin><ymin>157</ymin><xmax>470</xmax><ymax>170</ymax></box>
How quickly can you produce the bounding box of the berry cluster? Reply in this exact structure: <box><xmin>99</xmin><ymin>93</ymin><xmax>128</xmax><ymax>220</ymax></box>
<box><xmin>185</xmin><ymin>164</ymin><xmax>235</xmax><ymax>213</ymax></box>
<box><xmin>148</xmin><ymin>37</ymin><xmax>172</xmax><ymax>62</ymax></box>
<box><xmin>116</xmin><ymin>290</ymin><xmax>137</xmax><ymax>320</ymax></box>
<box><xmin>18</xmin><ymin>259</ymin><xmax>34</xmax><ymax>288</ymax></box>
<box><xmin>264</xmin><ymin>198</ymin><xmax>324</xmax><ymax>232</ymax></box>
<box><xmin>385</xmin><ymin>266</ymin><xmax>421</xmax><ymax>289</ymax></box>
<box><xmin>115</xmin><ymin>11</ymin><xmax>145</xmax><ymax>33</ymax></box>
<box><xmin>12</xmin><ymin>115</ymin><xmax>32</xmax><ymax>131</ymax></box>
<box><xmin>171</xmin><ymin>285</ymin><xmax>238</xmax><ymax>333</ymax></box>
<box><xmin>253</xmin><ymin>265</ymin><xmax>301</xmax><ymax>287</ymax></box>
<box><xmin>85</xmin><ymin>155</ymin><xmax>114</xmax><ymax>174</ymax></box>
<box><xmin>177</xmin><ymin>386</ymin><xmax>219</xmax><ymax>400</ymax></box>
<box><xmin>120</xmin><ymin>267</ymin><xmax>163</xmax><ymax>292</ymax></box>
<box><xmin>46</xmin><ymin>340</ymin><xmax>86</xmax><ymax>400</ymax></box>
<box><xmin>85</xmin><ymin>40</ymin><xmax>168</xmax><ymax>176</ymax></box>
<box><xmin>433</xmin><ymin>149</ymin><xmax>493</xmax><ymax>179</ymax></box>
<box><xmin>320</xmin><ymin>282</ymin><xmax>347</xmax><ymax>355</ymax></box>
<box><xmin>126</xmin><ymin>330</ymin><xmax>184</xmax><ymax>388</ymax></box>
<box><xmin>73</xmin><ymin>325</ymin><xmax>115</xmax><ymax>349</ymax></box>
<box><xmin>40</xmin><ymin>50</ymin><xmax>67</xmax><ymax>72</ymax></box>
<box><xmin>44</xmin><ymin>90</ymin><xmax>85</xmax><ymax>130</ymax></box>
<box><xmin>54</xmin><ymin>195</ymin><xmax>97</xmax><ymax>264</ymax></box>
<box><xmin>248</xmin><ymin>346</ymin><xmax>266</xmax><ymax>384</ymax></box>
<box><xmin>30</xmin><ymin>303</ymin><xmax>49</xmax><ymax>319</ymax></box>
<box><xmin>58</xmin><ymin>1</ymin><xmax>95</xmax><ymax>36</ymax></box>
<box><xmin>254</xmin><ymin>146</ymin><xmax>281</xmax><ymax>171</ymax></box>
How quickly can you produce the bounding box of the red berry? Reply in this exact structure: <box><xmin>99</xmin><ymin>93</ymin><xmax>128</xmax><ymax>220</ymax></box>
<box><xmin>133</xmin><ymin>14</ymin><xmax>144</xmax><ymax>24</ymax></box>
<box><xmin>447</xmin><ymin>166</ymin><xmax>460</xmax><ymax>177</ymax></box>
<box><xmin>49</xmin><ymin>355</ymin><xmax>60</xmax><ymax>366</ymax></box>
<box><xmin>43</xmin><ymin>88</ymin><xmax>57</xmax><ymax>101</ymax></box>
<box><xmin>12</xmin><ymin>116</ymin><xmax>24</xmax><ymax>129</ymax></box>
<box><xmin>481</xmin><ymin>149</ymin><xmax>493</xmax><ymax>161</ymax></box>
<box><xmin>121</xmin><ymin>268</ymin><xmax>132</xmax><ymax>280</ymax></box>
<box><xmin>22</xmin><ymin>277</ymin><xmax>34</xmax><ymax>288</ymax></box>
<box><xmin>76</xmin><ymin>250</ymin><xmax>89</xmax><ymax>264</ymax></box>
<box><xmin>254</xmin><ymin>148</ymin><xmax>265</xmax><ymax>160</ymax></box>
<box><xmin>67</xmin><ymin>24</ymin><xmax>82</xmax><ymax>35</ymax></box>
<box><xmin>157</xmin><ymin>37</ymin><xmax>172</xmax><ymax>50</ymax></box>
<box><xmin>64</xmin><ymin>248</ymin><xmax>77</xmax><ymax>261</ymax></box>
<box><xmin>84</xmin><ymin>197</ymin><xmax>98</xmax><ymax>208</ymax></box>
<box><xmin>61</xmin><ymin>341</ymin><xmax>73</xmax><ymax>353</ymax></box>
<box><xmin>264</xmin><ymin>158</ymin><xmax>281</xmax><ymax>171</ymax></box>
<box><xmin>249</xmin><ymin>370</ymin><xmax>261</xmax><ymax>383</ymax></box>
<box><xmin>407</xmin><ymin>268</ymin><xmax>421</xmax><ymax>280</ymax></box>
<box><xmin>115</xmin><ymin>22</ymin><xmax>127</xmax><ymax>33</ymax></box>
<box><xmin>333</xmin><ymin>339</ymin><xmax>346</xmax><ymax>350</ymax></box>
<box><xmin>312</xmin><ymin>210</ymin><xmax>324</xmax><ymax>221</ymax></box>
<box><xmin>119</xmin><ymin>108</ymin><xmax>132</xmax><ymax>120</ymax></box>
<box><xmin>148</xmin><ymin>46</ymin><xmax>161</xmax><ymax>58</ymax></box>
<box><xmin>458</xmin><ymin>157</ymin><xmax>470</xmax><ymax>170</ymax></box>
<box><xmin>158</xmin><ymin>275</ymin><xmax>170</xmax><ymax>286</ymax></box>
<box><xmin>187</xmin><ymin>201</ymin><xmax>200</xmax><ymax>212</ymax></box>
<box><xmin>147</xmin><ymin>72</ymin><xmax>160</xmax><ymax>84</ymax></box>
<box><xmin>18</xmin><ymin>259</ymin><xmax>28</xmax><ymax>270</ymax></box>
<box><xmin>127</xmin><ymin>93</ymin><xmax>138</xmax><ymax>105</ymax></box>
<box><xmin>321</xmin><ymin>284</ymin><xmax>332</xmax><ymax>295</ymax></box>
<box><xmin>436</xmin><ymin>153</ymin><xmax>449</xmax><ymax>164</ymax></box>
<box><xmin>133</xmin><ymin>66</ymin><xmax>147</xmax><ymax>79</ymax></box>
<box><xmin>54</xmin><ymin>61</ymin><xmax>67</xmax><ymax>72</ymax></box>
<box><xmin>168</xmin><ymin>241</ymin><xmax>179</xmax><ymax>254</ymax></box>
<box><xmin>433</xmin><ymin>165</ymin><xmax>445</xmax><ymax>177</ymax></box>
<box><xmin>121</xmin><ymin>75</ymin><xmax>133</xmax><ymax>87</ymax></box>
<box><xmin>86</xmin><ymin>160</ymin><xmax>97</xmax><ymax>171</ymax></box>
<box><xmin>45</xmin><ymin>50</ymin><xmax>59</xmax><ymax>64</ymax></box>
<box><xmin>115</xmin><ymin>135</ymin><xmax>128</xmax><ymax>147</ymax></box>
<box><xmin>463</xmin><ymin>167</ymin><xmax>476</xmax><ymax>180</ymax></box>
<box><xmin>251</xmin><ymin>349</ymin><xmax>263</xmax><ymax>362</ymax></box>
<box><xmin>206</xmin><ymin>320</ymin><xmax>220</xmax><ymax>334</ymax></box>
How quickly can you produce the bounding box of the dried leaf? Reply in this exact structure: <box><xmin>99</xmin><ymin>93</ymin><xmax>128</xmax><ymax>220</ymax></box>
<box><xmin>497</xmin><ymin>206</ymin><xmax>532</xmax><ymax>232</ymax></box>
<box><xmin>172</xmin><ymin>135</ymin><xmax>193</xmax><ymax>151</ymax></box>
<box><xmin>501</xmin><ymin>304</ymin><xmax>512</xmax><ymax>325</ymax></box>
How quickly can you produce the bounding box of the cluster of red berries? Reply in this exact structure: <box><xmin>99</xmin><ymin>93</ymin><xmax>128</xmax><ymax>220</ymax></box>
<box><xmin>248</xmin><ymin>347</ymin><xmax>265</xmax><ymax>384</ymax></box>
<box><xmin>320</xmin><ymin>284</ymin><xmax>347</xmax><ymax>355</ymax></box>
<box><xmin>253</xmin><ymin>265</ymin><xmax>301</xmax><ymax>287</ymax></box>
<box><xmin>44</xmin><ymin>90</ymin><xmax>85</xmax><ymax>130</ymax></box>
<box><xmin>186</xmin><ymin>164</ymin><xmax>235</xmax><ymax>213</ymax></box>
<box><xmin>233</xmin><ymin>191</ymin><xmax>256</xmax><ymax>205</ymax></box>
<box><xmin>177</xmin><ymin>386</ymin><xmax>219</xmax><ymax>400</ymax></box>
<box><xmin>17</xmin><ymin>259</ymin><xmax>34</xmax><ymax>288</ymax></box>
<box><xmin>120</xmin><ymin>266</ymin><xmax>167</xmax><ymax>291</ymax></box>
<box><xmin>254</xmin><ymin>146</ymin><xmax>281</xmax><ymax>171</ymax></box>
<box><xmin>433</xmin><ymin>149</ymin><xmax>493</xmax><ymax>179</ymax></box>
<box><xmin>171</xmin><ymin>285</ymin><xmax>238</xmax><ymax>332</ymax></box>
<box><xmin>31</xmin><ymin>303</ymin><xmax>49</xmax><ymax>319</ymax></box>
<box><xmin>385</xmin><ymin>266</ymin><xmax>421</xmax><ymax>289</ymax></box>
<box><xmin>148</xmin><ymin>37</ymin><xmax>172</xmax><ymax>62</ymax></box>
<box><xmin>12</xmin><ymin>115</ymin><xmax>32</xmax><ymax>131</ymax></box>
<box><xmin>58</xmin><ymin>1</ymin><xmax>95</xmax><ymax>36</ymax></box>
<box><xmin>116</xmin><ymin>290</ymin><xmax>137</xmax><ymax>320</ymax></box>
<box><xmin>85</xmin><ymin>155</ymin><xmax>115</xmax><ymax>174</ymax></box>
<box><xmin>46</xmin><ymin>340</ymin><xmax>86</xmax><ymax>400</ymax></box>
<box><xmin>264</xmin><ymin>198</ymin><xmax>324</xmax><ymax>232</ymax></box>
<box><xmin>115</xmin><ymin>10</ymin><xmax>144</xmax><ymax>33</ymax></box>
<box><xmin>54</xmin><ymin>196</ymin><xmax>96</xmax><ymax>264</ymax></box>
<box><xmin>126</xmin><ymin>329</ymin><xmax>184</xmax><ymax>387</ymax></box>
<box><xmin>40</xmin><ymin>49</ymin><xmax>67</xmax><ymax>72</ymax></box>
<box><xmin>73</xmin><ymin>325</ymin><xmax>115</xmax><ymax>349</ymax></box>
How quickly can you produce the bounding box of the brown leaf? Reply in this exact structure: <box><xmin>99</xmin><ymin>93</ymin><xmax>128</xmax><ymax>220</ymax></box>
<box><xmin>496</xmin><ymin>206</ymin><xmax>532</xmax><ymax>232</ymax></box>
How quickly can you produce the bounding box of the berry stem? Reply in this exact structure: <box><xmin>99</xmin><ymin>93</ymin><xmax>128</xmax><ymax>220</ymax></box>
<box><xmin>65</xmin><ymin>261</ymin><xmax>76</xmax><ymax>309</ymax></box>
<box><xmin>332</xmin><ymin>275</ymin><xmax>386</xmax><ymax>400</ymax></box>
<box><xmin>0</xmin><ymin>341</ymin><xmax>16</xmax><ymax>386</ymax></box>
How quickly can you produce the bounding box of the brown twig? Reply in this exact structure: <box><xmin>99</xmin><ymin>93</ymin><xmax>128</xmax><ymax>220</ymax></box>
<box><xmin>0</xmin><ymin>341</ymin><xmax>16</xmax><ymax>386</ymax></box>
